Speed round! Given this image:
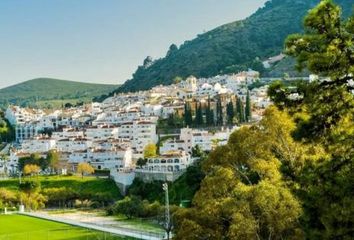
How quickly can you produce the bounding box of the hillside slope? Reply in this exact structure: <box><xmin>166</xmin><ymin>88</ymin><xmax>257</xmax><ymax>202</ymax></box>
<box><xmin>0</xmin><ymin>78</ymin><xmax>119</xmax><ymax>109</ymax></box>
<box><xmin>116</xmin><ymin>0</ymin><xmax>352</xmax><ymax>93</ymax></box>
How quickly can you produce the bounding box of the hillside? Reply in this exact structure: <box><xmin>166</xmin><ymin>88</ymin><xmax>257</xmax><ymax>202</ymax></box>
<box><xmin>114</xmin><ymin>0</ymin><xmax>352</xmax><ymax>93</ymax></box>
<box><xmin>0</xmin><ymin>78</ymin><xmax>119</xmax><ymax>109</ymax></box>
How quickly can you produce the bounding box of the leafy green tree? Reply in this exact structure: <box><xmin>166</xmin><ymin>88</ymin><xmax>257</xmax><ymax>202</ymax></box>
<box><xmin>143</xmin><ymin>143</ymin><xmax>157</xmax><ymax>159</ymax></box>
<box><xmin>174</xmin><ymin>107</ymin><xmax>305</xmax><ymax>239</ymax></box>
<box><xmin>285</xmin><ymin>0</ymin><xmax>354</xmax><ymax>139</ymax></box>
<box><xmin>47</xmin><ymin>150</ymin><xmax>60</xmax><ymax>172</ymax></box>
<box><xmin>167</xmin><ymin>44</ymin><xmax>178</xmax><ymax>57</ymax></box>
<box><xmin>113</xmin><ymin>196</ymin><xmax>144</xmax><ymax>219</ymax></box>
<box><xmin>136</xmin><ymin>158</ymin><xmax>147</xmax><ymax>168</ymax></box>
<box><xmin>77</xmin><ymin>162</ymin><xmax>94</xmax><ymax>178</ymax></box>
<box><xmin>23</xmin><ymin>164</ymin><xmax>40</xmax><ymax>177</ymax></box>
<box><xmin>277</xmin><ymin>1</ymin><xmax>354</xmax><ymax>238</ymax></box>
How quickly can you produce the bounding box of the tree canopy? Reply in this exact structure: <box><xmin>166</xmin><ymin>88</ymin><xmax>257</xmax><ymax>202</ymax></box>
<box><xmin>174</xmin><ymin>1</ymin><xmax>354</xmax><ymax>239</ymax></box>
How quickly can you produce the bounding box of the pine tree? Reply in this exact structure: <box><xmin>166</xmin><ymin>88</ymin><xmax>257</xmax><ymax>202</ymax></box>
<box><xmin>245</xmin><ymin>91</ymin><xmax>252</xmax><ymax>122</ymax></box>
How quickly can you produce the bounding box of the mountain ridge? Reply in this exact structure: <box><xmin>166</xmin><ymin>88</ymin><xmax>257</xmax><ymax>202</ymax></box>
<box><xmin>113</xmin><ymin>0</ymin><xmax>352</xmax><ymax>94</ymax></box>
<box><xmin>0</xmin><ymin>78</ymin><xmax>119</xmax><ymax>109</ymax></box>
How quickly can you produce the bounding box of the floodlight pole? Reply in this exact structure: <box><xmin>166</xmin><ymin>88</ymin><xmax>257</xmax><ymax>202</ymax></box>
<box><xmin>162</xmin><ymin>182</ymin><xmax>170</xmax><ymax>239</ymax></box>
<box><xmin>19</xmin><ymin>171</ymin><xmax>22</xmax><ymax>184</ymax></box>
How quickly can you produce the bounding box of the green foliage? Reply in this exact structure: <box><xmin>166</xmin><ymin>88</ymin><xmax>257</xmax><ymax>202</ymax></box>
<box><xmin>127</xmin><ymin>179</ymin><xmax>163</xmax><ymax>203</ymax></box>
<box><xmin>136</xmin><ymin>158</ymin><xmax>147</xmax><ymax>168</ymax></box>
<box><xmin>226</xmin><ymin>101</ymin><xmax>235</xmax><ymax>124</ymax></box>
<box><xmin>175</xmin><ymin>1</ymin><xmax>353</xmax><ymax>239</ymax></box>
<box><xmin>0</xmin><ymin>78</ymin><xmax>119</xmax><ymax>109</ymax></box>
<box><xmin>143</xmin><ymin>143</ymin><xmax>157</xmax><ymax>159</ymax></box>
<box><xmin>183</xmin><ymin>103</ymin><xmax>193</xmax><ymax>127</ymax></box>
<box><xmin>0</xmin><ymin>188</ymin><xmax>18</xmax><ymax>207</ymax></box>
<box><xmin>205</xmin><ymin>97</ymin><xmax>215</xmax><ymax>126</ymax></box>
<box><xmin>0</xmin><ymin>176</ymin><xmax>122</xmax><ymax>208</ymax></box>
<box><xmin>236</xmin><ymin>96</ymin><xmax>246</xmax><ymax>123</ymax></box>
<box><xmin>112</xmin><ymin>196</ymin><xmax>144</xmax><ymax>219</ymax></box>
<box><xmin>0</xmin><ymin>113</ymin><xmax>15</xmax><ymax>142</ymax></box>
<box><xmin>174</xmin><ymin>107</ymin><xmax>305</xmax><ymax>239</ymax></box>
<box><xmin>245</xmin><ymin>91</ymin><xmax>252</xmax><ymax>121</ymax></box>
<box><xmin>194</xmin><ymin>102</ymin><xmax>204</xmax><ymax>126</ymax></box>
<box><xmin>216</xmin><ymin>98</ymin><xmax>223</xmax><ymax>125</ymax></box>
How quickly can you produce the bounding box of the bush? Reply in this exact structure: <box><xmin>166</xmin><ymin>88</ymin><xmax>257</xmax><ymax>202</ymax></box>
<box><xmin>113</xmin><ymin>196</ymin><xmax>144</xmax><ymax>219</ymax></box>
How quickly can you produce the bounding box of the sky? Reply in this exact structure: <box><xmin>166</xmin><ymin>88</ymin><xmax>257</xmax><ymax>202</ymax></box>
<box><xmin>0</xmin><ymin>0</ymin><xmax>266</xmax><ymax>89</ymax></box>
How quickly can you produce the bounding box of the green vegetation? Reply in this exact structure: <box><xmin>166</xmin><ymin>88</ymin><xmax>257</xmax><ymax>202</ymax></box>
<box><xmin>18</xmin><ymin>152</ymin><xmax>60</xmax><ymax>173</ymax></box>
<box><xmin>143</xmin><ymin>143</ymin><xmax>157</xmax><ymax>159</ymax></box>
<box><xmin>173</xmin><ymin>1</ymin><xmax>354</xmax><ymax>239</ymax></box>
<box><xmin>114</xmin><ymin>217</ymin><xmax>164</xmax><ymax>234</ymax></box>
<box><xmin>109</xmin><ymin>197</ymin><xmax>174</xmax><ymax>237</ymax></box>
<box><xmin>0</xmin><ymin>112</ymin><xmax>15</xmax><ymax>142</ymax></box>
<box><xmin>128</xmin><ymin>151</ymin><xmax>205</xmax><ymax>204</ymax></box>
<box><xmin>0</xmin><ymin>78</ymin><xmax>119</xmax><ymax>109</ymax></box>
<box><xmin>0</xmin><ymin>214</ymin><xmax>130</xmax><ymax>240</ymax></box>
<box><xmin>0</xmin><ymin>175</ymin><xmax>122</xmax><ymax>209</ymax></box>
<box><xmin>111</xmin><ymin>0</ymin><xmax>351</xmax><ymax>94</ymax></box>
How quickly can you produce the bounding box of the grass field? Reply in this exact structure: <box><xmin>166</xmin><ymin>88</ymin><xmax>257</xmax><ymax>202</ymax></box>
<box><xmin>0</xmin><ymin>214</ymin><xmax>132</xmax><ymax>240</ymax></box>
<box><xmin>0</xmin><ymin>175</ymin><xmax>121</xmax><ymax>198</ymax></box>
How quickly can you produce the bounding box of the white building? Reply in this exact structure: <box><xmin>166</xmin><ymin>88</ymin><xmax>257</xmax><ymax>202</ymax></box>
<box><xmin>20</xmin><ymin>137</ymin><xmax>56</xmax><ymax>153</ymax></box>
<box><xmin>85</xmin><ymin>125</ymin><xmax>118</xmax><ymax>141</ymax></box>
<box><xmin>118</xmin><ymin>120</ymin><xmax>157</xmax><ymax>157</ymax></box>
<box><xmin>138</xmin><ymin>150</ymin><xmax>192</xmax><ymax>173</ymax></box>
<box><xmin>68</xmin><ymin>146</ymin><xmax>133</xmax><ymax>171</ymax></box>
<box><xmin>15</xmin><ymin>124</ymin><xmax>39</xmax><ymax>143</ymax></box>
<box><xmin>56</xmin><ymin>138</ymin><xmax>92</xmax><ymax>153</ymax></box>
<box><xmin>52</xmin><ymin>128</ymin><xmax>85</xmax><ymax>141</ymax></box>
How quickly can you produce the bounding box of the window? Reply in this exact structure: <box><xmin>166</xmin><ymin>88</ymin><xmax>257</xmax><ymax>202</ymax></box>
<box><xmin>174</xmin><ymin>159</ymin><xmax>179</xmax><ymax>163</ymax></box>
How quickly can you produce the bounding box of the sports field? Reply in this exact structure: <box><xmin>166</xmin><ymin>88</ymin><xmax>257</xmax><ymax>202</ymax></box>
<box><xmin>0</xmin><ymin>214</ymin><xmax>132</xmax><ymax>240</ymax></box>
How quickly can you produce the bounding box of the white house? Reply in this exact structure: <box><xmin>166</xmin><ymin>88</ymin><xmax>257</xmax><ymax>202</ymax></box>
<box><xmin>138</xmin><ymin>150</ymin><xmax>192</xmax><ymax>173</ymax></box>
<box><xmin>52</xmin><ymin>128</ymin><xmax>84</xmax><ymax>140</ymax></box>
<box><xmin>56</xmin><ymin>138</ymin><xmax>92</xmax><ymax>153</ymax></box>
<box><xmin>118</xmin><ymin>120</ymin><xmax>157</xmax><ymax>157</ymax></box>
<box><xmin>20</xmin><ymin>137</ymin><xmax>56</xmax><ymax>153</ymax></box>
<box><xmin>85</xmin><ymin>125</ymin><xmax>118</xmax><ymax>141</ymax></box>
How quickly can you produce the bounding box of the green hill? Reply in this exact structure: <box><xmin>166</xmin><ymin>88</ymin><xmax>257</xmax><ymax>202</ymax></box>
<box><xmin>0</xmin><ymin>78</ymin><xmax>119</xmax><ymax>109</ymax></box>
<box><xmin>114</xmin><ymin>0</ymin><xmax>352</xmax><ymax>93</ymax></box>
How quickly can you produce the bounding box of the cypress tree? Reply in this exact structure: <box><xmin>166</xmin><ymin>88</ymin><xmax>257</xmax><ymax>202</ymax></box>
<box><xmin>194</xmin><ymin>102</ymin><xmax>203</xmax><ymax>126</ymax></box>
<box><xmin>245</xmin><ymin>91</ymin><xmax>252</xmax><ymax>122</ymax></box>
<box><xmin>184</xmin><ymin>103</ymin><xmax>193</xmax><ymax>127</ymax></box>
<box><xmin>206</xmin><ymin>97</ymin><xmax>214</xmax><ymax>126</ymax></box>
<box><xmin>216</xmin><ymin>98</ymin><xmax>223</xmax><ymax>126</ymax></box>
<box><xmin>236</xmin><ymin>96</ymin><xmax>245</xmax><ymax>123</ymax></box>
<box><xmin>226</xmin><ymin>101</ymin><xmax>235</xmax><ymax>124</ymax></box>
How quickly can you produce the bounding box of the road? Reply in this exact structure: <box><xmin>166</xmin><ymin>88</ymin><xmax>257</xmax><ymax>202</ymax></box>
<box><xmin>20</xmin><ymin>212</ymin><xmax>165</xmax><ymax>240</ymax></box>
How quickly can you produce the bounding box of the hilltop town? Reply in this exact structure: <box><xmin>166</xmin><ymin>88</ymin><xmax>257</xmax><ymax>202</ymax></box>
<box><xmin>0</xmin><ymin>70</ymin><xmax>277</xmax><ymax>192</ymax></box>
